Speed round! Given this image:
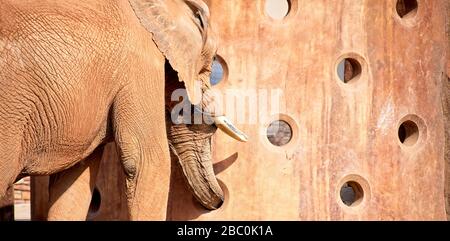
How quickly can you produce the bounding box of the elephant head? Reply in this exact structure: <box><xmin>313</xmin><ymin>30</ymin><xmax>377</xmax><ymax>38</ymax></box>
<box><xmin>129</xmin><ymin>0</ymin><xmax>247</xmax><ymax>210</ymax></box>
<box><xmin>164</xmin><ymin>62</ymin><xmax>247</xmax><ymax>210</ymax></box>
<box><xmin>129</xmin><ymin>0</ymin><xmax>216</xmax><ymax>105</ymax></box>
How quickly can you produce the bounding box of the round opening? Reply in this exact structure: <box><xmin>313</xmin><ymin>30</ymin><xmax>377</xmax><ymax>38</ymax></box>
<box><xmin>267</xmin><ymin>120</ymin><xmax>293</xmax><ymax>146</ymax></box>
<box><xmin>265</xmin><ymin>0</ymin><xmax>291</xmax><ymax>20</ymax></box>
<box><xmin>337</xmin><ymin>175</ymin><xmax>371</xmax><ymax>210</ymax></box>
<box><xmin>337</xmin><ymin>58</ymin><xmax>362</xmax><ymax>84</ymax></box>
<box><xmin>398</xmin><ymin>120</ymin><xmax>419</xmax><ymax>146</ymax></box>
<box><xmin>87</xmin><ymin>187</ymin><xmax>101</xmax><ymax>218</ymax></box>
<box><xmin>396</xmin><ymin>0</ymin><xmax>418</xmax><ymax>19</ymax></box>
<box><xmin>262</xmin><ymin>114</ymin><xmax>300</xmax><ymax>152</ymax></box>
<box><xmin>340</xmin><ymin>181</ymin><xmax>364</xmax><ymax>207</ymax></box>
<box><xmin>209</xmin><ymin>55</ymin><xmax>228</xmax><ymax>86</ymax></box>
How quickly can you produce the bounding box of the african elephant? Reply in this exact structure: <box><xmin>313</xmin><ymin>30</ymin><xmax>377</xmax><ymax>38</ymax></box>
<box><xmin>0</xmin><ymin>0</ymin><xmax>246</xmax><ymax>220</ymax></box>
<box><xmin>46</xmin><ymin>63</ymin><xmax>241</xmax><ymax>220</ymax></box>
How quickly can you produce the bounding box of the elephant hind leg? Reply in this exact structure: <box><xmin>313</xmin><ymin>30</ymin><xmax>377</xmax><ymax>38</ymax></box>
<box><xmin>47</xmin><ymin>145</ymin><xmax>104</xmax><ymax>221</ymax></box>
<box><xmin>0</xmin><ymin>142</ymin><xmax>23</xmax><ymax>200</ymax></box>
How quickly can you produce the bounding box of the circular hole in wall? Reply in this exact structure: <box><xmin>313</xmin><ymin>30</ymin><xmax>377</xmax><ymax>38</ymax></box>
<box><xmin>340</xmin><ymin>181</ymin><xmax>364</xmax><ymax>207</ymax></box>
<box><xmin>87</xmin><ymin>187</ymin><xmax>101</xmax><ymax>218</ymax></box>
<box><xmin>210</xmin><ymin>55</ymin><xmax>228</xmax><ymax>86</ymax></box>
<box><xmin>398</xmin><ymin>120</ymin><xmax>419</xmax><ymax>146</ymax></box>
<box><xmin>337</xmin><ymin>175</ymin><xmax>371</xmax><ymax>210</ymax></box>
<box><xmin>267</xmin><ymin>120</ymin><xmax>293</xmax><ymax>147</ymax></box>
<box><xmin>337</xmin><ymin>58</ymin><xmax>362</xmax><ymax>84</ymax></box>
<box><xmin>396</xmin><ymin>0</ymin><xmax>418</xmax><ymax>19</ymax></box>
<box><xmin>265</xmin><ymin>0</ymin><xmax>291</xmax><ymax>20</ymax></box>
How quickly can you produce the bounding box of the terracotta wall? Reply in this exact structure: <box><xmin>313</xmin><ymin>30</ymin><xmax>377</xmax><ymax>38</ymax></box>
<box><xmin>444</xmin><ymin>0</ymin><xmax>450</xmax><ymax>221</ymax></box>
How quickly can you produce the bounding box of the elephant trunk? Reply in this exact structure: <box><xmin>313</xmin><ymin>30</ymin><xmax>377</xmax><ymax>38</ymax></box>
<box><xmin>169</xmin><ymin>136</ymin><xmax>224</xmax><ymax>210</ymax></box>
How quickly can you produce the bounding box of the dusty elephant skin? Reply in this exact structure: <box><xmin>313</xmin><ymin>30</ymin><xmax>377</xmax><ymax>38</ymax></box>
<box><xmin>45</xmin><ymin>63</ymin><xmax>227</xmax><ymax>220</ymax></box>
<box><xmin>0</xmin><ymin>0</ymin><xmax>240</xmax><ymax>220</ymax></box>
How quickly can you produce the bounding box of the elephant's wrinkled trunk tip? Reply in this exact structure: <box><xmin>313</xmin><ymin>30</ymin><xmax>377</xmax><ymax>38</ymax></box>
<box><xmin>189</xmin><ymin>176</ymin><xmax>225</xmax><ymax>210</ymax></box>
<box><xmin>176</xmin><ymin>144</ymin><xmax>226</xmax><ymax>210</ymax></box>
<box><xmin>202</xmin><ymin>189</ymin><xmax>224</xmax><ymax>210</ymax></box>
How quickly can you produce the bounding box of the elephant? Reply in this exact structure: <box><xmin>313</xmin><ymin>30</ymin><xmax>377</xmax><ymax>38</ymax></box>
<box><xmin>45</xmin><ymin>62</ymin><xmax>239</xmax><ymax>220</ymax></box>
<box><xmin>0</xmin><ymin>0</ymin><xmax>247</xmax><ymax>220</ymax></box>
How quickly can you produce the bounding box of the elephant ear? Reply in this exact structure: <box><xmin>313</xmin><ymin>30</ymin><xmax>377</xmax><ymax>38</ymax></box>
<box><xmin>129</xmin><ymin>0</ymin><xmax>211</xmax><ymax>105</ymax></box>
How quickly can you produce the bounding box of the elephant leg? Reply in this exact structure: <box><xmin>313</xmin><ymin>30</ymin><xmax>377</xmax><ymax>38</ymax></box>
<box><xmin>47</xmin><ymin>146</ymin><xmax>103</xmax><ymax>221</ymax></box>
<box><xmin>0</xmin><ymin>140</ymin><xmax>22</xmax><ymax>199</ymax></box>
<box><xmin>111</xmin><ymin>79</ymin><xmax>171</xmax><ymax>220</ymax></box>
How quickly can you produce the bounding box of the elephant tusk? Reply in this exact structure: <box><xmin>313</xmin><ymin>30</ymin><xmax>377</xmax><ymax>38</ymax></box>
<box><xmin>214</xmin><ymin>116</ymin><xmax>248</xmax><ymax>142</ymax></box>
